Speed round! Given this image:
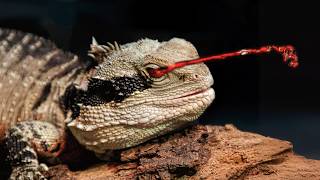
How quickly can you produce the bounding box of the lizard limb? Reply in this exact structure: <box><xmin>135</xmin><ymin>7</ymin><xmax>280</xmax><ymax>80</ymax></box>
<box><xmin>5</xmin><ymin>121</ymin><xmax>65</xmax><ymax>180</ymax></box>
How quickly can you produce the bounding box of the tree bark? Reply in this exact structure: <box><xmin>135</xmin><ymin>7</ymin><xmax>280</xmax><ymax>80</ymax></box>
<box><xmin>43</xmin><ymin>124</ymin><xmax>320</xmax><ymax>180</ymax></box>
<box><xmin>2</xmin><ymin>124</ymin><xmax>319</xmax><ymax>179</ymax></box>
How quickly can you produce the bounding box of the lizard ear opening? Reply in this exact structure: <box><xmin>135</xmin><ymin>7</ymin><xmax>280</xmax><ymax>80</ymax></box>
<box><xmin>88</xmin><ymin>37</ymin><xmax>122</xmax><ymax>64</ymax></box>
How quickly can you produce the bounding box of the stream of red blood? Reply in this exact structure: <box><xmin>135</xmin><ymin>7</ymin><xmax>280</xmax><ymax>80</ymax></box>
<box><xmin>147</xmin><ymin>45</ymin><xmax>299</xmax><ymax>78</ymax></box>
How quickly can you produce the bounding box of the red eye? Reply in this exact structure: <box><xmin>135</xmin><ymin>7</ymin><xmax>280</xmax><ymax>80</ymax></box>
<box><xmin>147</xmin><ymin>67</ymin><xmax>162</xmax><ymax>78</ymax></box>
<box><xmin>146</xmin><ymin>64</ymin><xmax>174</xmax><ymax>78</ymax></box>
<box><xmin>144</xmin><ymin>64</ymin><xmax>164</xmax><ymax>78</ymax></box>
<box><xmin>144</xmin><ymin>64</ymin><xmax>170</xmax><ymax>84</ymax></box>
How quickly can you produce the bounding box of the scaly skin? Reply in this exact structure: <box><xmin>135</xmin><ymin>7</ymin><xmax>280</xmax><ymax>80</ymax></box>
<box><xmin>0</xmin><ymin>28</ymin><xmax>215</xmax><ymax>179</ymax></box>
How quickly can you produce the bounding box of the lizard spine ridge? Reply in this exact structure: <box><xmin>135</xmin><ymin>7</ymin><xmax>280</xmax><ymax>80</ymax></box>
<box><xmin>0</xmin><ymin>28</ymin><xmax>88</xmax><ymax>136</ymax></box>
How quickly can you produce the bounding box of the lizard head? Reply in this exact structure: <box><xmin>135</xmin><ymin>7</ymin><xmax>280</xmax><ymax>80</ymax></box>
<box><xmin>67</xmin><ymin>37</ymin><xmax>215</xmax><ymax>152</ymax></box>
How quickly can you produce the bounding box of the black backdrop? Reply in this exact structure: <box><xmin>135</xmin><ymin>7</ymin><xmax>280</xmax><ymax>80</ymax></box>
<box><xmin>1</xmin><ymin>0</ymin><xmax>319</xmax><ymax>159</ymax></box>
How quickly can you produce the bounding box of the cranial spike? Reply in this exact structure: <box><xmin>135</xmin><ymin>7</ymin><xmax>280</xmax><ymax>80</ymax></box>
<box><xmin>92</xmin><ymin>36</ymin><xmax>99</xmax><ymax>46</ymax></box>
<box><xmin>101</xmin><ymin>45</ymin><xmax>112</xmax><ymax>52</ymax></box>
<box><xmin>114</xmin><ymin>41</ymin><xmax>120</xmax><ymax>50</ymax></box>
<box><xmin>95</xmin><ymin>45</ymin><xmax>107</xmax><ymax>52</ymax></box>
<box><xmin>107</xmin><ymin>42</ymin><xmax>115</xmax><ymax>50</ymax></box>
<box><xmin>88</xmin><ymin>53</ymin><xmax>95</xmax><ymax>58</ymax></box>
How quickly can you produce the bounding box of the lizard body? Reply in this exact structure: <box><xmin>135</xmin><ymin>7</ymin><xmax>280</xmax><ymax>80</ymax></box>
<box><xmin>0</xmin><ymin>29</ymin><xmax>85</xmax><ymax>132</ymax></box>
<box><xmin>0</xmin><ymin>28</ymin><xmax>214</xmax><ymax>179</ymax></box>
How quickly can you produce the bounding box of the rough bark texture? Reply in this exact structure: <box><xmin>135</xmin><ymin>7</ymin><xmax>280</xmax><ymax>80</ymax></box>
<box><xmin>3</xmin><ymin>124</ymin><xmax>320</xmax><ymax>179</ymax></box>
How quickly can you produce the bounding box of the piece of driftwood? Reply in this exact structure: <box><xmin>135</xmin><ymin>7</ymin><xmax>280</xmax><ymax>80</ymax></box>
<box><xmin>2</xmin><ymin>124</ymin><xmax>320</xmax><ymax>179</ymax></box>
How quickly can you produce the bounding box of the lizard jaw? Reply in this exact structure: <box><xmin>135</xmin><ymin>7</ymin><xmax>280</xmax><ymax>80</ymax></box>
<box><xmin>173</xmin><ymin>87</ymin><xmax>213</xmax><ymax>99</ymax></box>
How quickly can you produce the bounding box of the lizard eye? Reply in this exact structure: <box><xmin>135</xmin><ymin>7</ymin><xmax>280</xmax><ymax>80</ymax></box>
<box><xmin>143</xmin><ymin>64</ymin><xmax>170</xmax><ymax>85</ymax></box>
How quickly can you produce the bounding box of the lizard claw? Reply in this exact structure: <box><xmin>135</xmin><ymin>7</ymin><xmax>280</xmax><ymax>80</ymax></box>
<box><xmin>10</xmin><ymin>164</ymin><xmax>48</xmax><ymax>180</ymax></box>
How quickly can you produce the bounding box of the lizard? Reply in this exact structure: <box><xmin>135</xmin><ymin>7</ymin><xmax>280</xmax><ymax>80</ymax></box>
<box><xmin>0</xmin><ymin>28</ymin><xmax>215</xmax><ymax>179</ymax></box>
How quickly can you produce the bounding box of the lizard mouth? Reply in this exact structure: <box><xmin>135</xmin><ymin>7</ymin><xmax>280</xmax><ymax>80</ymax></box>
<box><xmin>180</xmin><ymin>88</ymin><xmax>209</xmax><ymax>98</ymax></box>
<box><xmin>174</xmin><ymin>87</ymin><xmax>214</xmax><ymax>100</ymax></box>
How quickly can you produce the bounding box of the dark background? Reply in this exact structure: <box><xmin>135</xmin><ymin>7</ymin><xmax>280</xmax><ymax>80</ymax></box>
<box><xmin>0</xmin><ymin>0</ymin><xmax>319</xmax><ymax>159</ymax></box>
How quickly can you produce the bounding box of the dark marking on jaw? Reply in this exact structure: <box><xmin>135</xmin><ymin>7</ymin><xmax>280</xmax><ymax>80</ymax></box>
<box><xmin>83</xmin><ymin>75</ymin><xmax>151</xmax><ymax>104</ymax></box>
<box><xmin>62</xmin><ymin>74</ymin><xmax>151</xmax><ymax>118</ymax></box>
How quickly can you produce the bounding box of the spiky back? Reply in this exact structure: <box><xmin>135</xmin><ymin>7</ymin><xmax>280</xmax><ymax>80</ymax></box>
<box><xmin>0</xmin><ymin>29</ymin><xmax>87</xmax><ymax>134</ymax></box>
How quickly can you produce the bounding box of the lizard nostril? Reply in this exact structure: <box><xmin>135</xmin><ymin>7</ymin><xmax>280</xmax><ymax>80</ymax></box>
<box><xmin>193</xmin><ymin>74</ymin><xmax>199</xmax><ymax>79</ymax></box>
